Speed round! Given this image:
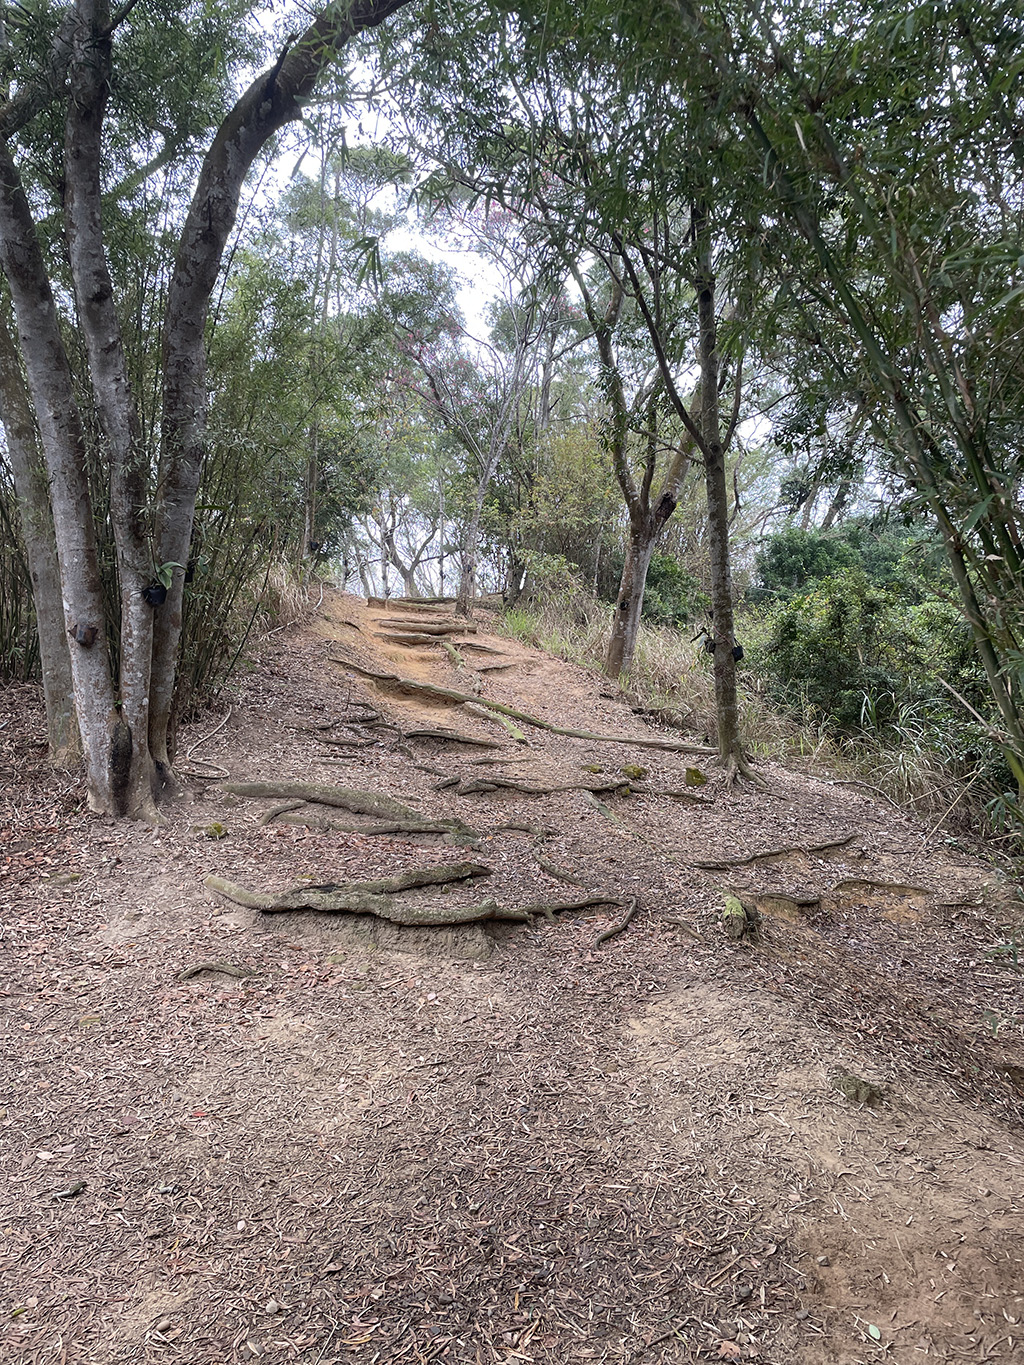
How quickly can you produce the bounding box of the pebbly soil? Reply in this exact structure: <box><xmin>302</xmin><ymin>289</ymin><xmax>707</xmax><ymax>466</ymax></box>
<box><xmin>1</xmin><ymin>588</ymin><xmax>1022</xmax><ymax>1365</ymax></box>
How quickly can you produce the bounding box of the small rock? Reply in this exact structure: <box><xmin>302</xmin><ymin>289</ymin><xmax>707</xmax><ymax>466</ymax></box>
<box><xmin>816</xmin><ymin>1255</ymin><xmax>830</xmax><ymax>1266</ymax></box>
<box><xmin>735</xmin><ymin>1284</ymin><xmax>753</xmax><ymax>1301</ymax></box>
<box><xmin>795</xmin><ymin>1310</ymin><xmax>809</xmax><ymax>1321</ymax></box>
<box><xmin>264</xmin><ymin>1298</ymin><xmax>281</xmax><ymax>1315</ymax></box>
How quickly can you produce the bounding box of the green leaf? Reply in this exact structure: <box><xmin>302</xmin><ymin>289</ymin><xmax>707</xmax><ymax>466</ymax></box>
<box><xmin>155</xmin><ymin>561</ymin><xmax>184</xmax><ymax>589</ymax></box>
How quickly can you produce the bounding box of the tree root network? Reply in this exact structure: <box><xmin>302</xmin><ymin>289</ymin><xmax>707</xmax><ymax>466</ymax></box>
<box><xmin>205</xmin><ymin>861</ymin><xmax>625</xmax><ymax>929</ymax></box>
<box><xmin>330</xmin><ymin>656</ymin><xmax>715</xmax><ymax>754</ymax></box>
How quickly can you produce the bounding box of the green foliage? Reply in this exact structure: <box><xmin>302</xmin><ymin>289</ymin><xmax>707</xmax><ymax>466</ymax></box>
<box><xmin>754</xmin><ymin>569</ymin><xmax>911</xmax><ymax>731</ymax></box>
<box><xmin>0</xmin><ymin>471</ymin><xmax>36</xmax><ymax>681</ymax></box>
<box><xmin>750</xmin><ymin>563</ymin><xmax>988</xmax><ymax>738</ymax></box>
<box><xmin>638</xmin><ymin>554</ymin><xmax>709</xmax><ymax>627</ymax></box>
<box><xmin>752</xmin><ymin>521</ymin><xmax>941</xmax><ymax>601</ymax></box>
<box><xmin>748</xmin><ymin>518</ymin><xmax>989</xmax><ymax>747</ymax></box>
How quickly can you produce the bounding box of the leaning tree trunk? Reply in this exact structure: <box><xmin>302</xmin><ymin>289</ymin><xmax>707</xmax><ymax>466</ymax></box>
<box><xmin>150</xmin><ymin>0</ymin><xmax>414</xmax><ymax>769</ymax></box>
<box><xmin>606</xmin><ymin>519</ymin><xmax>657</xmax><ymax>681</ymax></box>
<box><xmin>0</xmin><ymin>300</ymin><xmax>77</xmax><ymax>763</ymax></box>
<box><xmin>0</xmin><ymin>142</ymin><xmax>124</xmax><ymax>812</ymax></box>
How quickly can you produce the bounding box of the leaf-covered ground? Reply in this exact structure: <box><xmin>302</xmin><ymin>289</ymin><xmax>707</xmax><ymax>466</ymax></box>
<box><xmin>2</xmin><ymin>591</ymin><xmax>1022</xmax><ymax>1365</ymax></box>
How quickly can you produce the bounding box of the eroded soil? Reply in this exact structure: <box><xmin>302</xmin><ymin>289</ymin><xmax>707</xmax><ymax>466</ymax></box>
<box><xmin>2</xmin><ymin>590</ymin><xmax>1022</xmax><ymax>1365</ymax></box>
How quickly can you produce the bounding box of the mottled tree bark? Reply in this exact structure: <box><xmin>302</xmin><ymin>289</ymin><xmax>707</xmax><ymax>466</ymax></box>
<box><xmin>0</xmin><ymin>302</ymin><xmax>76</xmax><ymax>763</ymax></box>
<box><xmin>65</xmin><ymin>0</ymin><xmax>157</xmax><ymax>818</ymax></box>
<box><xmin>694</xmin><ymin>208</ymin><xmax>746</xmax><ymax>777</ymax></box>
<box><xmin>0</xmin><ymin>141</ymin><xmax>122</xmax><ymax>812</ymax></box>
<box><xmin>0</xmin><ymin>0</ymin><xmax>413</xmax><ymax>815</ymax></box>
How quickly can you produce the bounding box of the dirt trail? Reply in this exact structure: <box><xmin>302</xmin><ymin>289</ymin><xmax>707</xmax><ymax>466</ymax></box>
<box><xmin>1</xmin><ymin>589</ymin><xmax>1022</xmax><ymax>1365</ymax></box>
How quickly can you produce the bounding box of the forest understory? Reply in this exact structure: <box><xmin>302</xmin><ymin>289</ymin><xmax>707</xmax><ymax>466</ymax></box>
<box><xmin>2</xmin><ymin>589</ymin><xmax>1022</xmax><ymax>1365</ymax></box>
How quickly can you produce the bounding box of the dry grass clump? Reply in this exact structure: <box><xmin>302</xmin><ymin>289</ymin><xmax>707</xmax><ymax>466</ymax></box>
<box><xmin>498</xmin><ymin>592</ymin><xmax>1009</xmax><ymax>848</ymax></box>
<box><xmin>259</xmin><ymin>561</ymin><xmax>324</xmax><ymax>633</ymax></box>
<box><xmin>499</xmin><ymin>595</ymin><xmax>799</xmax><ymax>760</ymax></box>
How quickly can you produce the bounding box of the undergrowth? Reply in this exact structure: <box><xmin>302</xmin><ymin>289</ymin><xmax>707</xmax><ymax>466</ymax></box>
<box><xmin>498</xmin><ymin>587</ymin><xmax>1020</xmax><ymax>852</ymax></box>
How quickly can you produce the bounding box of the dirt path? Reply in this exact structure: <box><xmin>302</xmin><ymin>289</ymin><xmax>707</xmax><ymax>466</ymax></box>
<box><xmin>2</xmin><ymin>590</ymin><xmax>1022</xmax><ymax>1365</ymax></box>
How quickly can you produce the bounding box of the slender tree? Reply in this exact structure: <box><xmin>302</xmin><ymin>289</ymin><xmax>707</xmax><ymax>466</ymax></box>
<box><xmin>0</xmin><ymin>0</ymin><xmax>411</xmax><ymax>816</ymax></box>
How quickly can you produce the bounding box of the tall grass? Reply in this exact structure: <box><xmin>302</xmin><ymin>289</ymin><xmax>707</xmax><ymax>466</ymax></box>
<box><xmin>497</xmin><ymin>585</ymin><xmax>1013</xmax><ymax>848</ymax></box>
<box><xmin>498</xmin><ymin>588</ymin><xmax>798</xmax><ymax>759</ymax></box>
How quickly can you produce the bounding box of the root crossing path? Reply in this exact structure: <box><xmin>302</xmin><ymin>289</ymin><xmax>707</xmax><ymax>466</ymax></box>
<box><xmin>2</xmin><ymin>587</ymin><xmax>1022</xmax><ymax>1365</ymax></box>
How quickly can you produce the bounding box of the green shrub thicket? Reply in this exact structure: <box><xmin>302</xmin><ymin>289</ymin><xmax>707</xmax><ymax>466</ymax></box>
<box><xmin>744</xmin><ymin>521</ymin><xmax>1017</xmax><ymax>822</ymax></box>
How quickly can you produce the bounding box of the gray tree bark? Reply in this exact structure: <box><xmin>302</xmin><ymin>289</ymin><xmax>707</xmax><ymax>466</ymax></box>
<box><xmin>694</xmin><ymin>209</ymin><xmax>747</xmax><ymax>778</ymax></box>
<box><xmin>65</xmin><ymin>0</ymin><xmax>158</xmax><ymax>818</ymax></box>
<box><xmin>0</xmin><ymin>0</ymin><xmax>413</xmax><ymax>815</ymax></box>
<box><xmin>0</xmin><ymin>140</ymin><xmax>122</xmax><ymax>812</ymax></box>
<box><xmin>0</xmin><ymin>301</ymin><xmax>76</xmax><ymax>763</ymax></box>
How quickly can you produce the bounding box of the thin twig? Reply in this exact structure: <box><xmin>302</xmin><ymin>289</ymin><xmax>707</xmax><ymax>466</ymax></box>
<box><xmin>185</xmin><ymin>705</ymin><xmax>232</xmax><ymax>759</ymax></box>
<box><xmin>936</xmin><ymin>675</ymin><xmax>1011</xmax><ymax>745</ymax></box>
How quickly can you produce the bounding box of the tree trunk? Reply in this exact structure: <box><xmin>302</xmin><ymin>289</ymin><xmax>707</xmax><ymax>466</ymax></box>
<box><xmin>0</xmin><ymin>300</ymin><xmax>77</xmax><ymax>763</ymax></box>
<box><xmin>0</xmin><ymin>141</ymin><xmax>123</xmax><ymax>812</ymax></box>
<box><xmin>605</xmin><ymin>520</ymin><xmax>657</xmax><ymax>681</ymax></box>
<box><xmin>695</xmin><ymin>220</ymin><xmax>746</xmax><ymax>778</ymax></box>
<box><xmin>1</xmin><ymin>0</ymin><xmax>413</xmax><ymax>814</ymax></box>
<box><xmin>149</xmin><ymin>0</ymin><xmax>414</xmax><ymax>769</ymax></box>
<box><xmin>65</xmin><ymin>0</ymin><xmax>159</xmax><ymax>819</ymax></box>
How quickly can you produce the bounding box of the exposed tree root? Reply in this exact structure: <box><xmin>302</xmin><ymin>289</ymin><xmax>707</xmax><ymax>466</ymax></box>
<box><xmin>402</xmin><ymin>727</ymin><xmax>502</xmax><ymax>748</ymax></box>
<box><xmin>258</xmin><ymin>800</ymin><xmax>307</xmax><ymax>825</ymax></box>
<box><xmin>662</xmin><ymin>916</ymin><xmax>702</xmax><ymax>939</ymax></box>
<box><xmin>440</xmin><ymin>638</ymin><xmax>465</xmax><ymax>667</ymax></box>
<box><xmin>582</xmin><ymin>790</ymin><xmax>627</xmax><ymax>827</ymax></box>
<box><xmin>450</xmin><ymin>640</ymin><xmax>505</xmax><ymax>655</ymax></box>
<box><xmin>594</xmin><ymin>896</ymin><xmax>639</xmax><ymax>947</ymax></box>
<box><xmin>372</xmin><ymin>618</ymin><xmax>478</xmax><ymax>635</ymax></box>
<box><xmin>331</xmin><ymin>656</ymin><xmax>715</xmax><ymax>753</ymax></box>
<box><xmin>376</xmin><ymin>631</ymin><xmax>448</xmax><ymax>646</ymax></box>
<box><xmin>222</xmin><ymin>780</ymin><xmax>423</xmax><ymax>821</ymax></box>
<box><xmin>692</xmin><ymin>834</ymin><xmax>856</xmax><ymax>870</ymax></box>
<box><xmin>221</xmin><ymin>780</ymin><xmax>475</xmax><ymax>836</ymax></box>
<box><xmin>463</xmin><ymin>702</ymin><xmax>528</xmax><ymax>743</ymax></box>
<box><xmin>271</xmin><ymin>811</ymin><xmax>475</xmax><ymax>839</ymax></box>
<box><xmin>440</xmin><ymin>638</ymin><xmax>484</xmax><ymax>693</ymax></box>
<box><xmin>535</xmin><ymin>856</ymin><xmax>588</xmax><ymax>885</ymax></box>
<box><xmin>722</xmin><ymin>749</ymin><xmax>770</xmax><ymax>789</ymax></box>
<box><xmin>369</xmin><ymin>597</ymin><xmax>451</xmax><ymax>610</ymax></box>
<box><xmin>205</xmin><ymin>865</ymin><xmax>622</xmax><ymax>927</ymax></box>
<box><xmin>496</xmin><ymin>821</ymin><xmax>559</xmax><ymax>837</ymax></box>
<box><xmin>455</xmin><ymin>774</ymin><xmax>632</xmax><ymax>797</ymax></box>
<box><xmin>315</xmin><ymin>736</ymin><xmax>378</xmax><ymax>748</ymax></box>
